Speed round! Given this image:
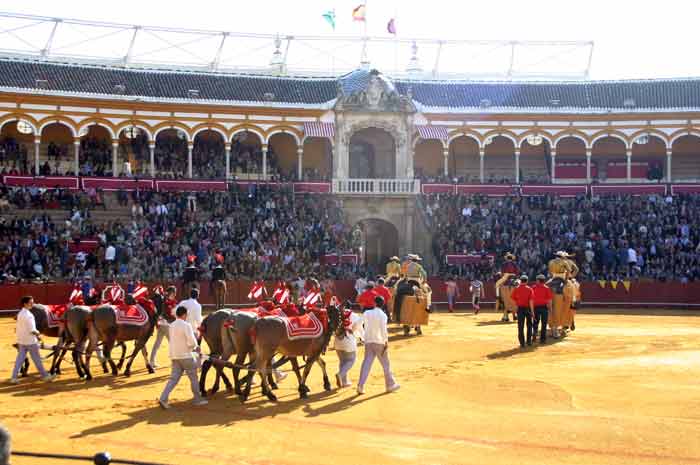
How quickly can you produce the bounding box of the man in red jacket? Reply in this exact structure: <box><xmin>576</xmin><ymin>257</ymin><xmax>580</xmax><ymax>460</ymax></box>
<box><xmin>374</xmin><ymin>278</ymin><xmax>392</xmax><ymax>317</ymax></box>
<box><xmin>531</xmin><ymin>274</ymin><xmax>553</xmax><ymax>343</ymax></box>
<box><xmin>510</xmin><ymin>275</ymin><xmax>534</xmax><ymax>348</ymax></box>
<box><xmin>356</xmin><ymin>283</ymin><xmax>378</xmax><ymax>311</ymax></box>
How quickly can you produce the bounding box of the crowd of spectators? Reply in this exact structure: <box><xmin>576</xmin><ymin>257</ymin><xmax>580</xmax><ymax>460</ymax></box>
<box><xmin>0</xmin><ymin>138</ymin><xmax>30</xmax><ymax>175</ymax></box>
<box><xmin>0</xmin><ymin>184</ymin><xmax>367</xmax><ymax>283</ymax></box>
<box><xmin>425</xmin><ymin>192</ymin><xmax>700</xmax><ymax>283</ymax></box>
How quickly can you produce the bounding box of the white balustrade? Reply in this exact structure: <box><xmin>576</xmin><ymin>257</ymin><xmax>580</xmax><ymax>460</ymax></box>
<box><xmin>332</xmin><ymin>178</ymin><xmax>420</xmax><ymax>195</ymax></box>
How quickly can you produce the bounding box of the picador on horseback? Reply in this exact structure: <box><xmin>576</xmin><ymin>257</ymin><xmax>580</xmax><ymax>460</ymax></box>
<box><xmin>210</xmin><ymin>252</ymin><xmax>227</xmax><ymax>310</ymax></box>
<box><xmin>182</xmin><ymin>254</ymin><xmax>199</xmax><ymax>296</ymax></box>
<box><xmin>392</xmin><ymin>254</ymin><xmax>430</xmax><ymax>336</ymax></box>
<box><xmin>547</xmin><ymin>251</ymin><xmax>580</xmax><ymax>337</ymax></box>
<box><xmin>495</xmin><ymin>252</ymin><xmax>519</xmax><ymax>322</ymax></box>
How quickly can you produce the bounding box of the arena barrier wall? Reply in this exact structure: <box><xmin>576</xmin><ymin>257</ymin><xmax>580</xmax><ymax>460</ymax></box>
<box><xmin>0</xmin><ymin>280</ymin><xmax>699</xmax><ymax>314</ymax></box>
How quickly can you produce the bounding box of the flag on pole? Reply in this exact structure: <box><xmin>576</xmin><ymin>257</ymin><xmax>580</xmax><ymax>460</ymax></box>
<box><xmin>622</xmin><ymin>280</ymin><xmax>631</xmax><ymax>292</ymax></box>
<box><xmin>352</xmin><ymin>4</ymin><xmax>366</xmax><ymax>22</ymax></box>
<box><xmin>322</xmin><ymin>9</ymin><xmax>336</xmax><ymax>30</ymax></box>
<box><xmin>610</xmin><ymin>281</ymin><xmax>618</xmax><ymax>290</ymax></box>
<box><xmin>597</xmin><ymin>280</ymin><xmax>606</xmax><ymax>289</ymax></box>
<box><xmin>387</xmin><ymin>18</ymin><xmax>396</xmax><ymax>35</ymax></box>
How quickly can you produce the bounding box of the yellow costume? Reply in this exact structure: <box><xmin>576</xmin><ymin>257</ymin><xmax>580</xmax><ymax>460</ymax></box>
<box><xmin>405</xmin><ymin>260</ymin><xmax>427</xmax><ymax>284</ymax></box>
<box><xmin>386</xmin><ymin>260</ymin><xmax>401</xmax><ymax>279</ymax></box>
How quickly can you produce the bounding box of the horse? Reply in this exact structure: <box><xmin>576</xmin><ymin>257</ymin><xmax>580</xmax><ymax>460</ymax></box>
<box><xmin>498</xmin><ymin>276</ymin><xmax>518</xmax><ymax>322</ymax></box>
<box><xmin>61</xmin><ymin>305</ymin><xmax>127</xmax><ymax>379</ymax></box>
<box><xmin>82</xmin><ymin>292</ymin><xmax>163</xmax><ymax>380</ymax></box>
<box><xmin>548</xmin><ymin>278</ymin><xmax>576</xmax><ymax>337</ymax></box>
<box><xmin>242</xmin><ymin>304</ymin><xmax>342</xmax><ymax>402</ymax></box>
<box><xmin>211</xmin><ymin>280</ymin><xmax>227</xmax><ymax>310</ymax></box>
<box><xmin>202</xmin><ymin>308</ymin><xmax>285</xmax><ymax>399</ymax></box>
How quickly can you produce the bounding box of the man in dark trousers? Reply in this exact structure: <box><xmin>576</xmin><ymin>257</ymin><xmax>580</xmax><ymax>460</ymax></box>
<box><xmin>510</xmin><ymin>275</ymin><xmax>534</xmax><ymax>348</ymax></box>
<box><xmin>531</xmin><ymin>274</ymin><xmax>553</xmax><ymax>343</ymax></box>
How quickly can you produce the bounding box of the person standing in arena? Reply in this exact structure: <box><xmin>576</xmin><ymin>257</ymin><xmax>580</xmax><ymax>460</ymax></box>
<box><xmin>10</xmin><ymin>296</ymin><xmax>55</xmax><ymax>384</ymax></box>
<box><xmin>158</xmin><ymin>306</ymin><xmax>207</xmax><ymax>409</ymax></box>
<box><xmin>531</xmin><ymin>275</ymin><xmax>553</xmax><ymax>343</ymax></box>
<box><xmin>178</xmin><ymin>287</ymin><xmax>203</xmax><ymax>343</ymax></box>
<box><xmin>445</xmin><ymin>275</ymin><xmax>460</xmax><ymax>313</ymax></box>
<box><xmin>356</xmin><ymin>282</ymin><xmax>378</xmax><ymax>312</ymax></box>
<box><xmin>373</xmin><ymin>277</ymin><xmax>392</xmax><ymax>317</ymax></box>
<box><xmin>510</xmin><ymin>276</ymin><xmax>534</xmax><ymax>348</ymax></box>
<box><xmin>357</xmin><ymin>296</ymin><xmax>400</xmax><ymax>395</ymax></box>
<box><xmin>469</xmin><ymin>276</ymin><xmax>484</xmax><ymax>314</ymax></box>
<box><xmin>149</xmin><ymin>285</ymin><xmax>178</xmax><ymax>368</ymax></box>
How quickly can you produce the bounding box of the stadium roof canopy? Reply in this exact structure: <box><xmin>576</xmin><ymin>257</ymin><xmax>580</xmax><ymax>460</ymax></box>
<box><xmin>2</xmin><ymin>58</ymin><xmax>700</xmax><ymax>114</ymax></box>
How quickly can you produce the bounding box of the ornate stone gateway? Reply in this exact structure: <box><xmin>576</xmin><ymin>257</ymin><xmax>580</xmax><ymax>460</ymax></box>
<box><xmin>334</xmin><ymin>69</ymin><xmax>416</xmax><ymax>180</ymax></box>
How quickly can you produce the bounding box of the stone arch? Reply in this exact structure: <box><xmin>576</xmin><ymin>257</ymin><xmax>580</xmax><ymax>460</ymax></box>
<box><xmin>447</xmin><ymin>134</ymin><xmax>480</xmax><ymax>181</ymax></box>
<box><xmin>447</xmin><ymin>129</ymin><xmax>482</xmax><ymax>146</ymax></box>
<box><xmin>555</xmin><ymin>135</ymin><xmax>591</xmax><ymax>181</ymax></box>
<box><xmin>348</xmin><ymin>126</ymin><xmax>397</xmax><ymax>179</ymax></box>
<box><xmin>154</xmin><ymin>127</ymin><xmax>190</xmax><ymax>177</ymax></box>
<box><xmin>38</xmin><ymin>117</ymin><xmax>78</xmax><ymax>138</ymax></box>
<box><xmin>414</xmin><ymin>139</ymin><xmax>444</xmax><ymax>179</ymax></box>
<box><xmin>592</xmin><ymin>134</ymin><xmax>629</xmax><ymax>182</ymax></box>
<box><xmin>517</xmin><ymin>130</ymin><xmax>554</xmax><ymax>149</ymax></box>
<box><xmin>483</xmin><ymin>134</ymin><xmax>516</xmax><ymax>183</ymax></box>
<box><xmin>76</xmin><ymin>119</ymin><xmax>116</xmax><ymax>139</ymax></box>
<box><xmin>482</xmin><ymin>129</ymin><xmax>519</xmax><ymax>147</ymax></box>
<box><xmin>230</xmin><ymin>128</ymin><xmax>264</xmax><ymax>178</ymax></box>
<box><xmin>631</xmin><ymin>133</ymin><xmax>666</xmax><ymax>181</ymax></box>
<box><xmin>355</xmin><ymin>217</ymin><xmax>400</xmax><ymax>267</ymax></box>
<box><xmin>519</xmin><ymin>134</ymin><xmax>552</xmax><ymax>183</ymax></box>
<box><xmin>669</xmin><ymin>129</ymin><xmax>700</xmax><ymax>146</ymax></box>
<box><xmin>553</xmin><ymin>130</ymin><xmax>590</xmax><ymax>148</ymax></box>
<box><xmin>629</xmin><ymin>129</ymin><xmax>669</xmax><ymax>148</ymax></box>
<box><xmin>191</xmin><ymin>123</ymin><xmax>228</xmax><ymax>142</ymax></box>
<box><xmin>152</xmin><ymin>122</ymin><xmax>193</xmax><ymax>142</ymax></box>
<box><xmin>115</xmin><ymin>121</ymin><xmax>154</xmax><ymax>141</ymax></box>
<box><xmin>0</xmin><ymin>114</ymin><xmax>39</xmax><ymax>135</ymax></box>
<box><xmin>265</xmin><ymin>126</ymin><xmax>302</xmax><ymax>146</ymax></box>
<box><xmin>590</xmin><ymin>130</ymin><xmax>630</xmax><ymax>149</ymax></box>
<box><xmin>230</xmin><ymin>125</ymin><xmax>266</xmax><ymax>145</ymax></box>
<box><xmin>301</xmin><ymin>137</ymin><xmax>333</xmax><ymax>180</ymax></box>
<box><xmin>267</xmin><ymin>132</ymin><xmax>299</xmax><ymax>179</ymax></box>
<box><xmin>671</xmin><ymin>134</ymin><xmax>700</xmax><ymax>182</ymax></box>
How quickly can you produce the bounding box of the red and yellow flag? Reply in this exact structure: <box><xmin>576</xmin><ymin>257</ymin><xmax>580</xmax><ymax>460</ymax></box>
<box><xmin>352</xmin><ymin>4</ymin><xmax>366</xmax><ymax>21</ymax></box>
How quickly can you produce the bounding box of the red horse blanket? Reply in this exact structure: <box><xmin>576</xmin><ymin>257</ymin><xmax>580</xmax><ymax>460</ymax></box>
<box><xmin>278</xmin><ymin>312</ymin><xmax>324</xmax><ymax>340</ymax></box>
<box><xmin>44</xmin><ymin>304</ymin><xmax>69</xmax><ymax>328</ymax></box>
<box><xmin>114</xmin><ymin>304</ymin><xmax>149</xmax><ymax>326</ymax></box>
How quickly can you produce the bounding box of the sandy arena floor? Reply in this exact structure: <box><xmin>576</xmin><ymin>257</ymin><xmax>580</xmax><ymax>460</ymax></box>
<box><xmin>1</xmin><ymin>309</ymin><xmax>700</xmax><ymax>465</ymax></box>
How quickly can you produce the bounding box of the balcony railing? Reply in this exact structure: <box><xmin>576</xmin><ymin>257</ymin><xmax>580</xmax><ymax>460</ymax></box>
<box><xmin>332</xmin><ymin>178</ymin><xmax>420</xmax><ymax>195</ymax></box>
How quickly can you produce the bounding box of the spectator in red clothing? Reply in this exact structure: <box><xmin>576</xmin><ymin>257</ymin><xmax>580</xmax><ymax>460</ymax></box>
<box><xmin>373</xmin><ymin>277</ymin><xmax>392</xmax><ymax>317</ymax></box>
<box><xmin>531</xmin><ymin>274</ymin><xmax>553</xmax><ymax>343</ymax></box>
<box><xmin>510</xmin><ymin>275</ymin><xmax>534</xmax><ymax>348</ymax></box>
<box><xmin>356</xmin><ymin>283</ymin><xmax>378</xmax><ymax>311</ymax></box>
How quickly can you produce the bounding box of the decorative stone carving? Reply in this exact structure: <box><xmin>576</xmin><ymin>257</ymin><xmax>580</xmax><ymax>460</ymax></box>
<box><xmin>335</xmin><ymin>69</ymin><xmax>416</xmax><ymax>114</ymax></box>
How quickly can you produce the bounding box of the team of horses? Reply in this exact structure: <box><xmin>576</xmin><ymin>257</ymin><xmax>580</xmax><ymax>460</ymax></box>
<box><xmin>22</xmin><ymin>285</ymin><xmax>343</xmax><ymax>403</ymax></box>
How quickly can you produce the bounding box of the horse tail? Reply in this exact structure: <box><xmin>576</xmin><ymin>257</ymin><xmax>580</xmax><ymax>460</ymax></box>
<box><xmin>248</xmin><ymin>326</ymin><xmax>257</xmax><ymax>346</ymax></box>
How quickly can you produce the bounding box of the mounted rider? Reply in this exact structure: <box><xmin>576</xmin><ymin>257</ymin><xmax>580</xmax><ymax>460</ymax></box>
<box><xmin>393</xmin><ymin>254</ymin><xmax>426</xmax><ymax>324</ymax></box>
<box><xmin>547</xmin><ymin>251</ymin><xmax>576</xmax><ymax>292</ymax></box>
<box><xmin>182</xmin><ymin>254</ymin><xmax>199</xmax><ymax>294</ymax></box>
<box><xmin>385</xmin><ymin>256</ymin><xmax>401</xmax><ymax>284</ymax></box>
<box><xmin>495</xmin><ymin>252</ymin><xmax>519</xmax><ymax>303</ymax></box>
<box><xmin>209</xmin><ymin>252</ymin><xmax>226</xmax><ymax>293</ymax></box>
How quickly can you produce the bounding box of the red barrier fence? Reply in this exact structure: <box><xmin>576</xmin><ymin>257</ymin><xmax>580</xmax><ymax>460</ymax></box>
<box><xmin>521</xmin><ymin>185</ymin><xmax>588</xmax><ymax>197</ymax></box>
<box><xmin>82</xmin><ymin>177</ymin><xmax>154</xmax><ymax>191</ymax></box>
<box><xmin>1</xmin><ymin>280</ymin><xmax>698</xmax><ymax>313</ymax></box>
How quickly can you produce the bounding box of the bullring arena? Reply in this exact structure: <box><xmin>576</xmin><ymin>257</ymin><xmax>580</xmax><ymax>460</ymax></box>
<box><xmin>2</xmin><ymin>8</ymin><xmax>700</xmax><ymax>465</ymax></box>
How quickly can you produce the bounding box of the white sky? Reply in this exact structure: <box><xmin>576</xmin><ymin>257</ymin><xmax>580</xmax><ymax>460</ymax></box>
<box><xmin>7</xmin><ymin>0</ymin><xmax>700</xmax><ymax>79</ymax></box>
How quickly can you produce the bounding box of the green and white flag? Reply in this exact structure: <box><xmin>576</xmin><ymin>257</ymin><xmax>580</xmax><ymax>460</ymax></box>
<box><xmin>322</xmin><ymin>9</ymin><xmax>336</xmax><ymax>30</ymax></box>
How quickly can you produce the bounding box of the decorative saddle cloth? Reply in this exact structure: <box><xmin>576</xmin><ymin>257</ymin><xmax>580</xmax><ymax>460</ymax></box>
<box><xmin>114</xmin><ymin>304</ymin><xmax>149</xmax><ymax>326</ymax></box>
<box><xmin>277</xmin><ymin>312</ymin><xmax>325</xmax><ymax>340</ymax></box>
<box><xmin>44</xmin><ymin>304</ymin><xmax>69</xmax><ymax>328</ymax></box>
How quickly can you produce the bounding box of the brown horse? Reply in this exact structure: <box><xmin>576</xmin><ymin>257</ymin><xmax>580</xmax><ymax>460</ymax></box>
<box><xmin>201</xmin><ymin>308</ymin><xmax>282</xmax><ymax>398</ymax></box>
<box><xmin>242</xmin><ymin>304</ymin><xmax>341</xmax><ymax>402</ymax></box>
<box><xmin>212</xmin><ymin>280</ymin><xmax>227</xmax><ymax>310</ymax></box>
<box><xmin>61</xmin><ymin>305</ymin><xmax>126</xmax><ymax>379</ymax></box>
<box><xmin>83</xmin><ymin>293</ymin><xmax>162</xmax><ymax>380</ymax></box>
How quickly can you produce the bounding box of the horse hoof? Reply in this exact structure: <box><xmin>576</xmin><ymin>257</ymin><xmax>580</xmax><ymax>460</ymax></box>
<box><xmin>123</xmin><ymin>371</ymin><xmax>130</xmax><ymax>377</ymax></box>
<box><xmin>238</xmin><ymin>394</ymin><xmax>248</xmax><ymax>403</ymax></box>
<box><xmin>147</xmin><ymin>366</ymin><xmax>155</xmax><ymax>374</ymax></box>
<box><xmin>85</xmin><ymin>375</ymin><xmax>92</xmax><ymax>381</ymax></box>
<box><xmin>324</xmin><ymin>382</ymin><xmax>332</xmax><ymax>392</ymax></box>
<box><xmin>266</xmin><ymin>392</ymin><xmax>278</xmax><ymax>402</ymax></box>
<box><xmin>234</xmin><ymin>388</ymin><xmax>243</xmax><ymax>396</ymax></box>
<box><xmin>299</xmin><ymin>391</ymin><xmax>308</xmax><ymax>399</ymax></box>
<box><xmin>269</xmin><ymin>381</ymin><xmax>278</xmax><ymax>390</ymax></box>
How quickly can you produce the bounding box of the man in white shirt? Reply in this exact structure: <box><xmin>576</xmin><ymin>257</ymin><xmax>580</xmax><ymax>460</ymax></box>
<box><xmin>357</xmin><ymin>296</ymin><xmax>400</xmax><ymax>395</ymax></box>
<box><xmin>158</xmin><ymin>306</ymin><xmax>207</xmax><ymax>409</ymax></box>
<box><xmin>10</xmin><ymin>296</ymin><xmax>55</xmax><ymax>384</ymax></box>
<box><xmin>177</xmin><ymin>288</ymin><xmax>203</xmax><ymax>342</ymax></box>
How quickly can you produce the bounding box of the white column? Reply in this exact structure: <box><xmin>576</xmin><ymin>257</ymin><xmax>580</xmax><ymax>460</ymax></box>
<box><xmin>586</xmin><ymin>148</ymin><xmax>592</xmax><ymax>183</ymax></box>
<box><xmin>73</xmin><ymin>140</ymin><xmax>80</xmax><ymax>175</ymax></box>
<box><xmin>111</xmin><ymin>140</ymin><xmax>119</xmax><ymax>178</ymax></box>
<box><xmin>666</xmin><ymin>148</ymin><xmax>672</xmax><ymax>183</ymax></box>
<box><xmin>187</xmin><ymin>142</ymin><xmax>193</xmax><ymax>178</ymax></box>
<box><xmin>514</xmin><ymin>149</ymin><xmax>520</xmax><ymax>184</ymax></box>
<box><xmin>551</xmin><ymin>149</ymin><xmax>556</xmax><ymax>182</ymax></box>
<box><xmin>626</xmin><ymin>148</ymin><xmax>632</xmax><ymax>182</ymax></box>
<box><xmin>225</xmin><ymin>142</ymin><xmax>231</xmax><ymax>180</ymax></box>
<box><xmin>297</xmin><ymin>146</ymin><xmax>303</xmax><ymax>180</ymax></box>
<box><xmin>479</xmin><ymin>148</ymin><xmax>485</xmax><ymax>183</ymax></box>
<box><xmin>443</xmin><ymin>147</ymin><xmax>450</xmax><ymax>177</ymax></box>
<box><xmin>149</xmin><ymin>142</ymin><xmax>156</xmax><ymax>177</ymax></box>
<box><xmin>262</xmin><ymin>145</ymin><xmax>268</xmax><ymax>180</ymax></box>
<box><xmin>33</xmin><ymin>138</ymin><xmax>40</xmax><ymax>175</ymax></box>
